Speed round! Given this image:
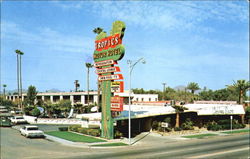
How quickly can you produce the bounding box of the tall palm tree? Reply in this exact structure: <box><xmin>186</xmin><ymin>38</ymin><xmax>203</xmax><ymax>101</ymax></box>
<box><xmin>171</xmin><ymin>105</ymin><xmax>188</xmax><ymax>128</ymax></box>
<box><xmin>187</xmin><ymin>82</ymin><xmax>200</xmax><ymax>94</ymax></box>
<box><xmin>231</xmin><ymin>80</ymin><xmax>250</xmax><ymax>104</ymax></box>
<box><xmin>15</xmin><ymin>49</ymin><xmax>24</xmax><ymax>110</ymax></box>
<box><xmin>85</xmin><ymin>63</ymin><xmax>93</xmax><ymax>106</ymax></box>
<box><xmin>3</xmin><ymin>84</ymin><xmax>7</xmax><ymax>97</ymax></box>
<box><xmin>93</xmin><ymin>27</ymin><xmax>103</xmax><ymax>34</ymax></box>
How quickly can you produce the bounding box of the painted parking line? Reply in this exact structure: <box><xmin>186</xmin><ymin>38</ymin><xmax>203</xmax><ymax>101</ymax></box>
<box><xmin>189</xmin><ymin>147</ymin><xmax>249</xmax><ymax>159</ymax></box>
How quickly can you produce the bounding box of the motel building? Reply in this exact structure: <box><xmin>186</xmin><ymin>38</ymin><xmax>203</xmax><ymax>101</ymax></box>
<box><xmin>5</xmin><ymin>91</ymin><xmax>158</xmax><ymax>106</ymax></box>
<box><xmin>6</xmin><ymin>93</ymin><xmax>245</xmax><ymax>137</ymax></box>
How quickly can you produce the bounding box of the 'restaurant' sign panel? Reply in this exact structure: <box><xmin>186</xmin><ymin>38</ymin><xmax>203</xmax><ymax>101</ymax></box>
<box><xmin>111</xmin><ymin>96</ymin><xmax>124</xmax><ymax>111</ymax></box>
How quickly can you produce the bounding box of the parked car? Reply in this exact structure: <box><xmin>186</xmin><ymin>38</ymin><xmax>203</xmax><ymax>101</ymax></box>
<box><xmin>10</xmin><ymin>116</ymin><xmax>27</xmax><ymax>125</ymax></box>
<box><xmin>20</xmin><ymin>125</ymin><xmax>45</xmax><ymax>138</ymax></box>
<box><xmin>0</xmin><ymin>113</ymin><xmax>13</xmax><ymax>127</ymax></box>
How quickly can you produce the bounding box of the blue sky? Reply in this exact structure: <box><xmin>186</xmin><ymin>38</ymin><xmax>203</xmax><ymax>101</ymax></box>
<box><xmin>1</xmin><ymin>1</ymin><xmax>249</xmax><ymax>92</ymax></box>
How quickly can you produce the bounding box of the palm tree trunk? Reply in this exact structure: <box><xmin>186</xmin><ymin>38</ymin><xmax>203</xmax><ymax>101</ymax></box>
<box><xmin>175</xmin><ymin>112</ymin><xmax>180</xmax><ymax>127</ymax></box>
<box><xmin>87</xmin><ymin>67</ymin><xmax>89</xmax><ymax>106</ymax></box>
<box><xmin>239</xmin><ymin>90</ymin><xmax>243</xmax><ymax>104</ymax></box>
<box><xmin>17</xmin><ymin>54</ymin><xmax>20</xmax><ymax>109</ymax></box>
<box><xmin>20</xmin><ymin>55</ymin><xmax>23</xmax><ymax>111</ymax></box>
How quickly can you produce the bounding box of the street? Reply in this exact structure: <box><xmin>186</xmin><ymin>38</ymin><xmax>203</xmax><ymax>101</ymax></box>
<box><xmin>1</xmin><ymin>127</ymin><xmax>249</xmax><ymax>159</ymax></box>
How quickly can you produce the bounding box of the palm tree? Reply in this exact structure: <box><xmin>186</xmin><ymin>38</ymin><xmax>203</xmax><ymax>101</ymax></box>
<box><xmin>15</xmin><ymin>49</ymin><xmax>24</xmax><ymax>110</ymax></box>
<box><xmin>93</xmin><ymin>27</ymin><xmax>103</xmax><ymax>34</ymax></box>
<box><xmin>231</xmin><ymin>80</ymin><xmax>250</xmax><ymax>104</ymax></box>
<box><xmin>187</xmin><ymin>82</ymin><xmax>200</xmax><ymax>94</ymax></box>
<box><xmin>171</xmin><ymin>105</ymin><xmax>188</xmax><ymax>128</ymax></box>
<box><xmin>85</xmin><ymin>63</ymin><xmax>93</xmax><ymax>106</ymax></box>
<box><xmin>3</xmin><ymin>84</ymin><xmax>7</xmax><ymax>97</ymax></box>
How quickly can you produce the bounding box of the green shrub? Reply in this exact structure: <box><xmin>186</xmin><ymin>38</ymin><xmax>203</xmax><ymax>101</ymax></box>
<box><xmin>164</xmin><ymin>117</ymin><xmax>171</xmax><ymax>123</ymax></box>
<box><xmin>73</xmin><ymin>127</ymin><xmax>101</xmax><ymax>137</ymax></box>
<box><xmin>181</xmin><ymin>118</ymin><xmax>194</xmax><ymax>130</ymax></box>
<box><xmin>152</xmin><ymin>120</ymin><xmax>158</xmax><ymax>130</ymax></box>
<box><xmin>89</xmin><ymin>129</ymin><xmax>101</xmax><ymax>137</ymax></box>
<box><xmin>174</xmin><ymin>127</ymin><xmax>182</xmax><ymax>131</ymax></box>
<box><xmin>58</xmin><ymin>127</ymin><xmax>68</xmax><ymax>131</ymax></box>
<box><xmin>207</xmin><ymin>122</ymin><xmax>222</xmax><ymax>131</ymax></box>
<box><xmin>114</xmin><ymin>130</ymin><xmax>123</xmax><ymax>139</ymax></box>
<box><xmin>69</xmin><ymin>125</ymin><xmax>81</xmax><ymax>132</ymax></box>
<box><xmin>165</xmin><ymin>127</ymin><xmax>172</xmax><ymax>132</ymax></box>
<box><xmin>31</xmin><ymin>107</ymin><xmax>41</xmax><ymax>117</ymax></box>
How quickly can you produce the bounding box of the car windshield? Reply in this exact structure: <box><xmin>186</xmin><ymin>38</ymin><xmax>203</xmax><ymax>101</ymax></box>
<box><xmin>16</xmin><ymin>117</ymin><xmax>24</xmax><ymax>119</ymax></box>
<box><xmin>27</xmin><ymin>127</ymin><xmax>38</xmax><ymax>130</ymax></box>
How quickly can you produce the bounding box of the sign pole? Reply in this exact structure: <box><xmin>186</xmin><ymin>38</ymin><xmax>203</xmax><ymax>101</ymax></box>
<box><xmin>128</xmin><ymin>61</ymin><xmax>131</xmax><ymax>145</ymax></box>
<box><xmin>93</xmin><ymin>21</ymin><xmax>126</xmax><ymax>139</ymax></box>
<box><xmin>230</xmin><ymin>115</ymin><xmax>233</xmax><ymax>133</ymax></box>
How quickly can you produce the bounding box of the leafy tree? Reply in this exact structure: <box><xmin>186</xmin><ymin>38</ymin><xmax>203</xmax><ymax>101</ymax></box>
<box><xmin>245</xmin><ymin>107</ymin><xmax>250</xmax><ymax>122</ymax></box>
<box><xmin>23</xmin><ymin>105</ymin><xmax>35</xmax><ymax>115</ymax></box>
<box><xmin>199</xmin><ymin>89</ymin><xmax>214</xmax><ymax>100</ymax></box>
<box><xmin>31</xmin><ymin>107</ymin><xmax>41</xmax><ymax>117</ymax></box>
<box><xmin>42</xmin><ymin>101</ymin><xmax>54</xmax><ymax>118</ymax></box>
<box><xmin>58</xmin><ymin>100</ymin><xmax>72</xmax><ymax>116</ymax></box>
<box><xmin>25</xmin><ymin>85</ymin><xmax>37</xmax><ymax>106</ymax></box>
<box><xmin>0</xmin><ymin>97</ymin><xmax>16</xmax><ymax>110</ymax></box>
<box><xmin>171</xmin><ymin>105</ymin><xmax>188</xmax><ymax>128</ymax></box>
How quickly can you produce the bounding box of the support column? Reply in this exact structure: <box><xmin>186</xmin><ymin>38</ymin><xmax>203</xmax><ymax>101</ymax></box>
<box><xmin>42</xmin><ymin>96</ymin><xmax>45</xmax><ymax>101</ymax></box>
<box><xmin>81</xmin><ymin>95</ymin><xmax>85</xmax><ymax>105</ymax></box>
<box><xmin>50</xmin><ymin>96</ymin><xmax>53</xmax><ymax>103</ymax></box>
<box><xmin>93</xmin><ymin>95</ymin><xmax>98</xmax><ymax>105</ymax></box>
<box><xmin>60</xmin><ymin>95</ymin><xmax>63</xmax><ymax>100</ymax></box>
<box><xmin>70</xmin><ymin>95</ymin><xmax>74</xmax><ymax>105</ymax></box>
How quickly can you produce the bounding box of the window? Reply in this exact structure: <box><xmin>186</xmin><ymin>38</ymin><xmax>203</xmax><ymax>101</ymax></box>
<box><xmin>149</xmin><ymin>98</ymin><xmax>151</xmax><ymax>101</ymax></box>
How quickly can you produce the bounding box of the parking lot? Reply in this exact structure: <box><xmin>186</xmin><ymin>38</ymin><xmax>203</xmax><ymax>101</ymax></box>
<box><xmin>0</xmin><ymin>127</ymin><xmax>99</xmax><ymax>159</ymax></box>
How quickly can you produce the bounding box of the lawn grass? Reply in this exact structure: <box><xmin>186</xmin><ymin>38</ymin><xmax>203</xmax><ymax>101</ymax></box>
<box><xmin>91</xmin><ymin>142</ymin><xmax>128</xmax><ymax>147</ymax></box>
<box><xmin>45</xmin><ymin>131</ymin><xmax>106</xmax><ymax>143</ymax></box>
<box><xmin>221</xmin><ymin>129</ymin><xmax>250</xmax><ymax>134</ymax></box>
<box><xmin>183</xmin><ymin>133</ymin><xmax>218</xmax><ymax>139</ymax></box>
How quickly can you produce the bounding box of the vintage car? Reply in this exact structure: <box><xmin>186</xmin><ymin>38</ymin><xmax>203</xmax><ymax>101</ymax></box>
<box><xmin>0</xmin><ymin>113</ymin><xmax>13</xmax><ymax>127</ymax></box>
<box><xmin>10</xmin><ymin>116</ymin><xmax>27</xmax><ymax>124</ymax></box>
<box><xmin>20</xmin><ymin>125</ymin><xmax>45</xmax><ymax>138</ymax></box>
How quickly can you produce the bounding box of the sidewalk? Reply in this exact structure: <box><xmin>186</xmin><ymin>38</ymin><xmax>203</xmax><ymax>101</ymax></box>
<box><xmin>37</xmin><ymin>128</ymin><xmax>250</xmax><ymax>148</ymax></box>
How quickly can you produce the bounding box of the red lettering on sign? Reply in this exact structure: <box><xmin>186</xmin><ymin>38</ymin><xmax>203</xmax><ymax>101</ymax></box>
<box><xmin>95</xmin><ymin>34</ymin><xmax>122</xmax><ymax>52</ymax></box>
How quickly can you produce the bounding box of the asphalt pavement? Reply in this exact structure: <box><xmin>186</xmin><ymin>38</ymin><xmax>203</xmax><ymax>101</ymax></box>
<box><xmin>1</xmin><ymin>126</ymin><xmax>249</xmax><ymax>159</ymax></box>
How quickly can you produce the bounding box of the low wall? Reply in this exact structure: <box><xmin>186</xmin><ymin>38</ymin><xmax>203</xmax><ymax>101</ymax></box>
<box><xmin>37</xmin><ymin>118</ymin><xmax>84</xmax><ymax>125</ymax></box>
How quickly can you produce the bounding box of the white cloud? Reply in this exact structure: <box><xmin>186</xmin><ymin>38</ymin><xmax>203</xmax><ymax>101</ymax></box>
<box><xmin>1</xmin><ymin>21</ymin><xmax>93</xmax><ymax>54</ymax></box>
<box><xmin>69</xmin><ymin>1</ymin><xmax>249</xmax><ymax>32</ymax></box>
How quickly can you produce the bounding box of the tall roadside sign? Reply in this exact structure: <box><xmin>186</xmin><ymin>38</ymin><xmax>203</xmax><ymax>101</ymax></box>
<box><xmin>93</xmin><ymin>21</ymin><xmax>126</xmax><ymax>139</ymax></box>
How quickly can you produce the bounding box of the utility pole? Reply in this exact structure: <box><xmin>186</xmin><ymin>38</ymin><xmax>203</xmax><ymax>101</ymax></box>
<box><xmin>85</xmin><ymin>63</ymin><xmax>93</xmax><ymax>107</ymax></box>
<box><xmin>162</xmin><ymin>83</ymin><xmax>166</xmax><ymax>101</ymax></box>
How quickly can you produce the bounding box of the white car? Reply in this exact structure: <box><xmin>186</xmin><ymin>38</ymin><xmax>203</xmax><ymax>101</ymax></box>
<box><xmin>20</xmin><ymin>125</ymin><xmax>45</xmax><ymax>138</ymax></box>
<box><xmin>10</xmin><ymin>116</ymin><xmax>27</xmax><ymax>124</ymax></box>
